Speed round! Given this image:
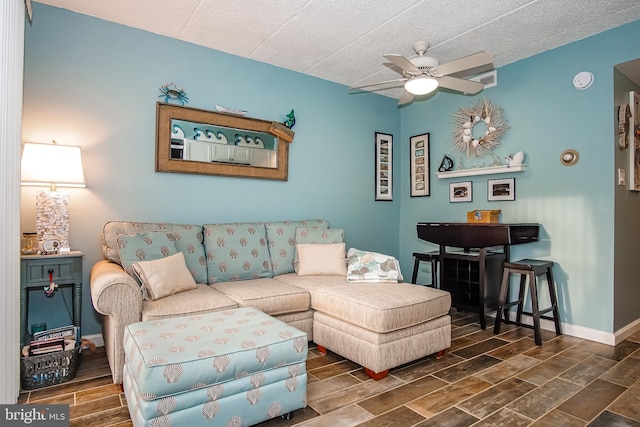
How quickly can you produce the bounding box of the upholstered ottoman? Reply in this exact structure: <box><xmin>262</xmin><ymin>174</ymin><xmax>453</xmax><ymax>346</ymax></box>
<box><xmin>123</xmin><ymin>307</ymin><xmax>308</xmax><ymax>427</ymax></box>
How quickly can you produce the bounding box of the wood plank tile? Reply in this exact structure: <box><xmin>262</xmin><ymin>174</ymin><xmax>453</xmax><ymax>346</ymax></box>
<box><xmin>308</xmin><ymin>375</ymin><xmax>404</xmax><ymax>414</ymax></box>
<box><xmin>308</xmin><ymin>359</ymin><xmax>362</xmax><ymax>380</ymax></box>
<box><xmin>517</xmin><ymin>355</ymin><xmax>577</xmax><ymax>386</ymax></box>
<box><xmin>457</xmin><ymin>377</ymin><xmax>536</xmax><ymax>419</ymax></box>
<box><xmin>556</xmin><ymin>379</ymin><xmax>626</xmax><ymax>421</ymax></box>
<box><xmin>70</xmin><ymin>395</ymin><xmax>123</xmax><ymax>419</ymax></box>
<box><xmin>306</xmin><ymin>350</ymin><xmax>345</xmax><ymax>370</ymax></box>
<box><xmin>76</xmin><ymin>383</ymin><xmax>124</xmax><ymax>404</ymax></box>
<box><xmin>358</xmin><ymin>375</ymin><xmax>447</xmax><ymax>416</ymax></box>
<box><xmin>413</xmin><ymin>406</ymin><xmax>479</xmax><ymax>427</ymax></box>
<box><xmin>587</xmin><ymin>410</ymin><xmax>640</xmax><ymax>427</ymax></box>
<box><xmin>599</xmin><ymin>356</ymin><xmax>640</xmax><ymax>387</ymax></box>
<box><xmin>451</xmin><ymin>324</ymin><xmax>483</xmax><ymax>339</ymax></box>
<box><xmin>471</xmin><ymin>407</ymin><xmax>532</xmax><ymax>427</ymax></box>
<box><xmin>355</xmin><ymin>406</ymin><xmax>425</xmax><ymax>427</ymax></box>
<box><xmin>27</xmin><ymin>392</ymin><xmax>75</xmax><ymax>405</ymax></box>
<box><xmin>523</xmin><ymin>335</ymin><xmax>583</xmax><ymax>360</ymax></box>
<box><xmin>607</xmin><ymin>381</ymin><xmax>640</xmax><ymax>422</ymax></box>
<box><xmin>27</xmin><ymin>375</ymin><xmax>115</xmax><ymax>402</ymax></box>
<box><xmin>473</xmin><ymin>354</ymin><xmax>541</xmax><ymax>384</ymax></box>
<box><xmin>487</xmin><ymin>337</ymin><xmax>537</xmax><ymax>360</ymax></box>
<box><xmin>391</xmin><ymin>353</ymin><xmax>465</xmax><ymax>382</ymax></box>
<box><xmin>407</xmin><ymin>376</ymin><xmax>493</xmax><ymax>418</ymax></box>
<box><xmin>558</xmin><ymin>355</ymin><xmax>617</xmax><ymax>386</ymax></box>
<box><xmin>559</xmin><ymin>340</ymin><xmax>611</xmax><ymax>362</ymax></box>
<box><xmin>432</xmin><ymin>354</ymin><xmax>502</xmax><ymax>383</ymax></box>
<box><xmin>596</xmin><ymin>340</ymin><xmax>640</xmax><ymax>362</ymax></box>
<box><xmin>452</xmin><ymin>338</ymin><xmax>510</xmax><ymax>359</ymax></box>
<box><xmin>291</xmin><ymin>405</ymin><xmax>369</xmax><ymax>427</ymax></box>
<box><xmin>307</xmin><ymin>373</ymin><xmax>363</xmax><ymax>401</ymax></box>
<box><xmin>507</xmin><ymin>378</ymin><xmax>581</xmax><ymax>420</ymax></box>
<box><xmin>528</xmin><ymin>409</ymin><xmax>586</xmax><ymax>427</ymax></box>
<box><xmin>69</xmin><ymin>406</ymin><xmax>132</xmax><ymax>427</ymax></box>
<box><xmin>449</xmin><ymin>336</ymin><xmax>476</xmax><ymax>352</ymax></box>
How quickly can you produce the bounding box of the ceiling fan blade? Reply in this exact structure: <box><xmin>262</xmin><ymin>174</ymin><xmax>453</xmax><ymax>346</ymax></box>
<box><xmin>349</xmin><ymin>78</ymin><xmax>407</xmax><ymax>91</ymax></box>
<box><xmin>398</xmin><ymin>90</ymin><xmax>414</xmax><ymax>106</ymax></box>
<box><xmin>435</xmin><ymin>51</ymin><xmax>494</xmax><ymax>76</ymax></box>
<box><xmin>384</xmin><ymin>54</ymin><xmax>421</xmax><ymax>75</ymax></box>
<box><xmin>437</xmin><ymin>76</ymin><xmax>485</xmax><ymax>95</ymax></box>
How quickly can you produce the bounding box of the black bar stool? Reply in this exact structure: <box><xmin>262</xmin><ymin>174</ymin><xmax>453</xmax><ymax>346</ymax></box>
<box><xmin>493</xmin><ymin>259</ymin><xmax>562</xmax><ymax>345</ymax></box>
<box><xmin>411</xmin><ymin>251</ymin><xmax>440</xmax><ymax>288</ymax></box>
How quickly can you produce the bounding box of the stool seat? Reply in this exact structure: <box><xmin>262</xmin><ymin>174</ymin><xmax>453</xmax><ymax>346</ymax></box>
<box><xmin>411</xmin><ymin>251</ymin><xmax>440</xmax><ymax>287</ymax></box>
<box><xmin>494</xmin><ymin>258</ymin><xmax>561</xmax><ymax>345</ymax></box>
<box><xmin>503</xmin><ymin>259</ymin><xmax>554</xmax><ymax>272</ymax></box>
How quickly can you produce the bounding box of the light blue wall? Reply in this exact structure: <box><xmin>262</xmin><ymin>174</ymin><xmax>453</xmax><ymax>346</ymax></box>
<box><xmin>21</xmin><ymin>4</ymin><xmax>640</xmax><ymax>338</ymax></box>
<box><xmin>400</xmin><ymin>20</ymin><xmax>640</xmax><ymax>333</ymax></box>
<box><xmin>21</xmin><ymin>4</ymin><xmax>400</xmax><ymax>335</ymax></box>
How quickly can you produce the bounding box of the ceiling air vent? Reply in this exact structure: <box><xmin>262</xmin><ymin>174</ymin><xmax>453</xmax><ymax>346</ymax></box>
<box><xmin>468</xmin><ymin>70</ymin><xmax>497</xmax><ymax>89</ymax></box>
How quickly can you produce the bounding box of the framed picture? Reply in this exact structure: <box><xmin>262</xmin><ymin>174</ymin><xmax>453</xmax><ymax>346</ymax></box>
<box><xmin>410</xmin><ymin>133</ymin><xmax>430</xmax><ymax>197</ymax></box>
<box><xmin>488</xmin><ymin>177</ymin><xmax>516</xmax><ymax>201</ymax></box>
<box><xmin>375</xmin><ymin>132</ymin><xmax>393</xmax><ymax>201</ymax></box>
<box><xmin>449</xmin><ymin>181</ymin><xmax>472</xmax><ymax>202</ymax></box>
<box><xmin>629</xmin><ymin>91</ymin><xmax>640</xmax><ymax>191</ymax></box>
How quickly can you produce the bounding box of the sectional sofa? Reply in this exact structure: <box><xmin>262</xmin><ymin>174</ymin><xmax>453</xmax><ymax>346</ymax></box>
<box><xmin>90</xmin><ymin>219</ymin><xmax>452</xmax><ymax>384</ymax></box>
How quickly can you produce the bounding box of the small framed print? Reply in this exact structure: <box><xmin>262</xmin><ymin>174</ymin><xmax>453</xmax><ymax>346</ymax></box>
<box><xmin>375</xmin><ymin>132</ymin><xmax>393</xmax><ymax>201</ymax></box>
<box><xmin>410</xmin><ymin>133</ymin><xmax>430</xmax><ymax>197</ymax></box>
<box><xmin>488</xmin><ymin>177</ymin><xmax>516</xmax><ymax>201</ymax></box>
<box><xmin>450</xmin><ymin>181</ymin><xmax>472</xmax><ymax>202</ymax></box>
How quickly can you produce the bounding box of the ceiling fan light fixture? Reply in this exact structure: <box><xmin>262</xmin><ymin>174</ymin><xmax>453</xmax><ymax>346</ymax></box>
<box><xmin>405</xmin><ymin>75</ymin><xmax>439</xmax><ymax>95</ymax></box>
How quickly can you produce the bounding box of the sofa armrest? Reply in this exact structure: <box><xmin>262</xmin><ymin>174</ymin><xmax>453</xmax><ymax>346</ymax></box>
<box><xmin>90</xmin><ymin>259</ymin><xmax>142</xmax><ymax>384</ymax></box>
<box><xmin>90</xmin><ymin>260</ymin><xmax>142</xmax><ymax>318</ymax></box>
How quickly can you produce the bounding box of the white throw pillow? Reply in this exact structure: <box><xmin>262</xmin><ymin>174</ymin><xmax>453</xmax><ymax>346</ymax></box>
<box><xmin>295</xmin><ymin>243</ymin><xmax>347</xmax><ymax>276</ymax></box>
<box><xmin>132</xmin><ymin>252</ymin><xmax>197</xmax><ymax>300</ymax></box>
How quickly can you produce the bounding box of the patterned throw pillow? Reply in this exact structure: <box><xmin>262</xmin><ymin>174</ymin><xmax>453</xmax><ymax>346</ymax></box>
<box><xmin>166</xmin><ymin>225</ymin><xmax>208</xmax><ymax>284</ymax></box>
<box><xmin>293</xmin><ymin>227</ymin><xmax>344</xmax><ymax>272</ymax></box>
<box><xmin>265</xmin><ymin>220</ymin><xmax>329</xmax><ymax>276</ymax></box>
<box><xmin>203</xmin><ymin>223</ymin><xmax>273</xmax><ymax>283</ymax></box>
<box><xmin>116</xmin><ymin>231</ymin><xmax>178</xmax><ymax>281</ymax></box>
<box><xmin>346</xmin><ymin>248</ymin><xmax>404</xmax><ymax>283</ymax></box>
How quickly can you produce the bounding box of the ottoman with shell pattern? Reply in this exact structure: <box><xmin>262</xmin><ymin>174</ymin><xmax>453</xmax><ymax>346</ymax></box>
<box><xmin>123</xmin><ymin>307</ymin><xmax>307</xmax><ymax>426</ymax></box>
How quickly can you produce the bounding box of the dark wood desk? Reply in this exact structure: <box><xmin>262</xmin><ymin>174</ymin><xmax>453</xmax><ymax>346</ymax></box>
<box><xmin>416</xmin><ymin>222</ymin><xmax>539</xmax><ymax>329</ymax></box>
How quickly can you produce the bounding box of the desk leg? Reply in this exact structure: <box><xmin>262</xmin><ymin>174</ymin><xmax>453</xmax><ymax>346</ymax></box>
<box><xmin>478</xmin><ymin>248</ymin><xmax>487</xmax><ymax>330</ymax></box>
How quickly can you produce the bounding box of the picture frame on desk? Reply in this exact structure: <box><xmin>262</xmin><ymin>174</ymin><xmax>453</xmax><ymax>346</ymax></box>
<box><xmin>410</xmin><ymin>133</ymin><xmax>430</xmax><ymax>197</ymax></box>
<box><xmin>488</xmin><ymin>177</ymin><xmax>516</xmax><ymax>201</ymax></box>
<box><xmin>449</xmin><ymin>181</ymin><xmax>472</xmax><ymax>202</ymax></box>
<box><xmin>375</xmin><ymin>132</ymin><xmax>393</xmax><ymax>201</ymax></box>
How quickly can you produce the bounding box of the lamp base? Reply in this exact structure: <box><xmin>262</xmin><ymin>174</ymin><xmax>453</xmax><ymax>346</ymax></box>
<box><xmin>35</xmin><ymin>190</ymin><xmax>70</xmax><ymax>250</ymax></box>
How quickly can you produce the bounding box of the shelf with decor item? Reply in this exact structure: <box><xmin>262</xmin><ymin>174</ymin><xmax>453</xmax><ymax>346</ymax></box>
<box><xmin>437</xmin><ymin>164</ymin><xmax>526</xmax><ymax>179</ymax></box>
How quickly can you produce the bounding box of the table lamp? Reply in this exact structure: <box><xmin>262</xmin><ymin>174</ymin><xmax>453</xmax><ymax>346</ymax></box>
<box><xmin>21</xmin><ymin>141</ymin><xmax>86</xmax><ymax>251</ymax></box>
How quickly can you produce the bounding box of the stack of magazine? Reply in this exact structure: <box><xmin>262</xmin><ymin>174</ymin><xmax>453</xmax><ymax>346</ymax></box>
<box><xmin>22</xmin><ymin>325</ymin><xmax>80</xmax><ymax>357</ymax></box>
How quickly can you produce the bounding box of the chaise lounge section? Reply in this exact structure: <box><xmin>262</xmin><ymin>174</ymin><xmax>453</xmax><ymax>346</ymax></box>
<box><xmin>90</xmin><ymin>219</ymin><xmax>451</xmax><ymax>384</ymax></box>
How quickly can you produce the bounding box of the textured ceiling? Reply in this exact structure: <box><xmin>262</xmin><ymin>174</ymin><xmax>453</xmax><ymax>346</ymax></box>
<box><xmin>33</xmin><ymin>0</ymin><xmax>640</xmax><ymax>98</ymax></box>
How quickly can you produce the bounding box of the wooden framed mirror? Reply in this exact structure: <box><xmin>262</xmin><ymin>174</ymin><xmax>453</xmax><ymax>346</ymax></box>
<box><xmin>155</xmin><ymin>102</ymin><xmax>290</xmax><ymax>181</ymax></box>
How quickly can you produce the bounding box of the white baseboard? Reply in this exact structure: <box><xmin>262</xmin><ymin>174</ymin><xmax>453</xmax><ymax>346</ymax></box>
<box><xmin>613</xmin><ymin>317</ymin><xmax>640</xmax><ymax>345</ymax></box>
<box><xmin>81</xmin><ymin>333</ymin><xmax>104</xmax><ymax>348</ymax></box>
<box><xmin>493</xmin><ymin>311</ymin><xmax>618</xmax><ymax>346</ymax></box>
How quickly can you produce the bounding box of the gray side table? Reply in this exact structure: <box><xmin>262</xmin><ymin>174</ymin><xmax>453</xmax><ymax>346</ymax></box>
<box><xmin>20</xmin><ymin>251</ymin><xmax>83</xmax><ymax>346</ymax></box>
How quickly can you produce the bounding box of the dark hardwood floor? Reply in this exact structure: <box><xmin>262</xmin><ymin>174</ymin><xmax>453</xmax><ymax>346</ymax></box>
<box><xmin>18</xmin><ymin>310</ymin><xmax>640</xmax><ymax>426</ymax></box>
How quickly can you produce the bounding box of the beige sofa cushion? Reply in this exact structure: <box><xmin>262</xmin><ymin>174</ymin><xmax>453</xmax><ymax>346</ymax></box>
<box><xmin>273</xmin><ymin>274</ymin><xmax>451</xmax><ymax>333</ymax></box>
<box><xmin>211</xmin><ymin>278</ymin><xmax>310</xmax><ymax>316</ymax></box>
<box><xmin>141</xmin><ymin>284</ymin><xmax>238</xmax><ymax>321</ymax></box>
<box><xmin>132</xmin><ymin>252</ymin><xmax>197</xmax><ymax>300</ymax></box>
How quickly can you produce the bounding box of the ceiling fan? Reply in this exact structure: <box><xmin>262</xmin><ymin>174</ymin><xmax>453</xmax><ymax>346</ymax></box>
<box><xmin>350</xmin><ymin>41</ymin><xmax>495</xmax><ymax>106</ymax></box>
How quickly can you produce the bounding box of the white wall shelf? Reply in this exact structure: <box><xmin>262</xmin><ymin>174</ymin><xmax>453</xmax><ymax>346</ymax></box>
<box><xmin>436</xmin><ymin>164</ymin><xmax>526</xmax><ymax>179</ymax></box>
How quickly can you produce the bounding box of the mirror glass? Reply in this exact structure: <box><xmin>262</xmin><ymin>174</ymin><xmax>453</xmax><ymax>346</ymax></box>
<box><xmin>156</xmin><ymin>103</ymin><xmax>290</xmax><ymax>180</ymax></box>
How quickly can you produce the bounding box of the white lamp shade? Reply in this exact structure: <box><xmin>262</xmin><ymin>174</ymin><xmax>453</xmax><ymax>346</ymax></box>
<box><xmin>21</xmin><ymin>142</ymin><xmax>86</xmax><ymax>188</ymax></box>
<box><xmin>404</xmin><ymin>75</ymin><xmax>439</xmax><ymax>96</ymax></box>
